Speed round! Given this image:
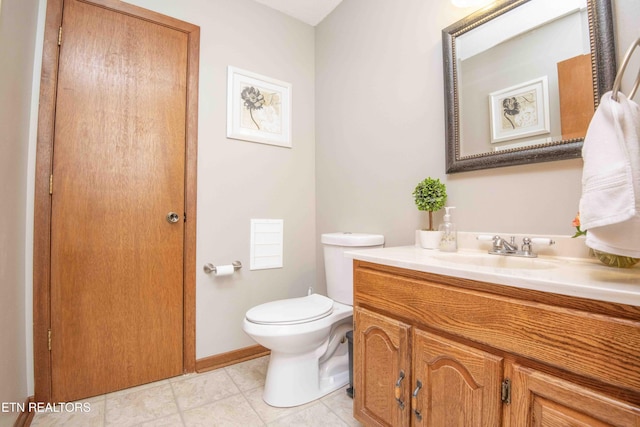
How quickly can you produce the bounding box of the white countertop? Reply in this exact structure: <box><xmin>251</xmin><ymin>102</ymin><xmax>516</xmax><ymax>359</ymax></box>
<box><xmin>346</xmin><ymin>246</ymin><xmax>640</xmax><ymax>307</ymax></box>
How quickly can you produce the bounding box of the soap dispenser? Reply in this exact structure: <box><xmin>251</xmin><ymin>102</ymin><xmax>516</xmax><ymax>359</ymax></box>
<box><xmin>439</xmin><ymin>207</ymin><xmax>457</xmax><ymax>252</ymax></box>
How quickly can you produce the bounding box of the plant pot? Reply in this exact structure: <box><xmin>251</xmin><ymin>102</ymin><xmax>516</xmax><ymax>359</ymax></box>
<box><xmin>593</xmin><ymin>250</ymin><xmax>640</xmax><ymax>268</ymax></box>
<box><xmin>418</xmin><ymin>230</ymin><xmax>442</xmax><ymax>250</ymax></box>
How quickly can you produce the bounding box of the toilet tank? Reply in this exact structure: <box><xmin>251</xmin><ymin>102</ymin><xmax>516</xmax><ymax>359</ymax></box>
<box><xmin>321</xmin><ymin>232</ymin><xmax>384</xmax><ymax>305</ymax></box>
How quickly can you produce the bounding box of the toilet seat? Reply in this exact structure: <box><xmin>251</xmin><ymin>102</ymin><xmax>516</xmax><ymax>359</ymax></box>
<box><xmin>246</xmin><ymin>294</ymin><xmax>334</xmax><ymax>325</ymax></box>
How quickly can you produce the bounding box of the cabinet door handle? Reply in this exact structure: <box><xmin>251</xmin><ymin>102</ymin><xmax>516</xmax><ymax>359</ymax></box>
<box><xmin>394</xmin><ymin>370</ymin><xmax>406</xmax><ymax>409</ymax></box>
<box><xmin>412</xmin><ymin>380</ymin><xmax>423</xmax><ymax>420</ymax></box>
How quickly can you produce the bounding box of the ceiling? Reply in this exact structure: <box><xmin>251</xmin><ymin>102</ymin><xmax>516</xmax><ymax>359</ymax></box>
<box><xmin>252</xmin><ymin>0</ymin><xmax>343</xmax><ymax>26</ymax></box>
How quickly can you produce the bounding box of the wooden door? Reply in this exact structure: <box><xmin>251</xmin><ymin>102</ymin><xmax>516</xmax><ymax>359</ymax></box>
<box><xmin>558</xmin><ymin>54</ymin><xmax>595</xmax><ymax>140</ymax></box>
<box><xmin>48</xmin><ymin>0</ymin><xmax>189</xmax><ymax>402</ymax></box>
<box><xmin>411</xmin><ymin>329</ymin><xmax>503</xmax><ymax>427</ymax></box>
<box><xmin>354</xmin><ymin>307</ymin><xmax>411</xmax><ymax>427</ymax></box>
<box><xmin>509</xmin><ymin>364</ymin><xmax>640</xmax><ymax>427</ymax></box>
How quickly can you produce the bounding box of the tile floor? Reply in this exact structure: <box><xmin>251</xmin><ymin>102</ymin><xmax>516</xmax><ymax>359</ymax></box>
<box><xmin>30</xmin><ymin>356</ymin><xmax>361</xmax><ymax>427</ymax></box>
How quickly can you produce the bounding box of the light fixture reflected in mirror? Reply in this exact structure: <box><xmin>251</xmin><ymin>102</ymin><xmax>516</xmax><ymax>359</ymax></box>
<box><xmin>451</xmin><ymin>0</ymin><xmax>494</xmax><ymax>8</ymax></box>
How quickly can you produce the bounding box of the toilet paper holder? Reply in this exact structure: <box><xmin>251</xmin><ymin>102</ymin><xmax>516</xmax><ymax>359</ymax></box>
<box><xmin>203</xmin><ymin>260</ymin><xmax>242</xmax><ymax>274</ymax></box>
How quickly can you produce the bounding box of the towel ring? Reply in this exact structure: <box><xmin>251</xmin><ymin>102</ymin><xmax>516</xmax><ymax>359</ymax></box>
<box><xmin>611</xmin><ymin>37</ymin><xmax>640</xmax><ymax>102</ymax></box>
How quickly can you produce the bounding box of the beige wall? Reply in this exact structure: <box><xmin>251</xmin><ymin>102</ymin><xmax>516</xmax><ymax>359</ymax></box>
<box><xmin>315</xmin><ymin>0</ymin><xmax>640</xmax><ymax>288</ymax></box>
<box><xmin>0</xmin><ymin>0</ymin><xmax>39</xmax><ymax>422</ymax></box>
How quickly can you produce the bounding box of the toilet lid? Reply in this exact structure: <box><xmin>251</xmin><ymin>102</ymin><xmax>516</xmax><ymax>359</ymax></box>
<box><xmin>246</xmin><ymin>294</ymin><xmax>334</xmax><ymax>325</ymax></box>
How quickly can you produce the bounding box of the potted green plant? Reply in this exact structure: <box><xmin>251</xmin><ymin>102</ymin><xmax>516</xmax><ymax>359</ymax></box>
<box><xmin>413</xmin><ymin>177</ymin><xmax>447</xmax><ymax>249</ymax></box>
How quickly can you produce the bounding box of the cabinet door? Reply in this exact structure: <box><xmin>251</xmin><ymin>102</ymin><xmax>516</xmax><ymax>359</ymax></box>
<box><xmin>354</xmin><ymin>307</ymin><xmax>411</xmax><ymax>427</ymax></box>
<box><xmin>411</xmin><ymin>329</ymin><xmax>503</xmax><ymax>427</ymax></box>
<box><xmin>509</xmin><ymin>364</ymin><xmax>640</xmax><ymax>427</ymax></box>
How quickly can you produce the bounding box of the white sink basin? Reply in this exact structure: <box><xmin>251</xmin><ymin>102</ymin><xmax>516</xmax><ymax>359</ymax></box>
<box><xmin>432</xmin><ymin>252</ymin><xmax>558</xmax><ymax>270</ymax></box>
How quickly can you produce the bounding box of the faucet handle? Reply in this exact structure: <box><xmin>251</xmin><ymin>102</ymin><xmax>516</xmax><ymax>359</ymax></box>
<box><xmin>477</xmin><ymin>235</ymin><xmax>499</xmax><ymax>247</ymax></box>
<box><xmin>530</xmin><ymin>237</ymin><xmax>555</xmax><ymax>246</ymax></box>
<box><xmin>521</xmin><ymin>237</ymin><xmax>555</xmax><ymax>257</ymax></box>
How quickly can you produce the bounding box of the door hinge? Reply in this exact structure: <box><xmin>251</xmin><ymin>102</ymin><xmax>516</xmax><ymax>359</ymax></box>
<box><xmin>47</xmin><ymin>329</ymin><xmax>52</xmax><ymax>351</ymax></box>
<box><xmin>58</xmin><ymin>26</ymin><xmax>62</xmax><ymax>46</ymax></box>
<box><xmin>501</xmin><ymin>378</ymin><xmax>511</xmax><ymax>404</ymax></box>
<box><xmin>49</xmin><ymin>174</ymin><xmax>53</xmax><ymax>195</ymax></box>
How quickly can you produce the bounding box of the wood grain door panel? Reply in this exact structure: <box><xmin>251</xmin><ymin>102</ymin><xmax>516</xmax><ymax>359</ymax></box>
<box><xmin>412</xmin><ymin>329</ymin><xmax>503</xmax><ymax>427</ymax></box>
<box><xmin>50</xmin><ymin>0</ymin><xmax>187</xmax><ymax>401</ymax></box>
<box><xmin>509</xmin><ymin>364</ymin><xmax>640</xmax><ymax>427</ymax></box>
<box><xmin>354</xmin><ymin>307</ymin><xmax>411</xmax><ymax>427</ymax></box>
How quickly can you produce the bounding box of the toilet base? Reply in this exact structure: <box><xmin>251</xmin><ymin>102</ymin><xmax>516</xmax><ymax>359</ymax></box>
<box><xmin>262</xmin><ymin>340</ymin><xmax>350</xmax><ymax>407</ymax></box>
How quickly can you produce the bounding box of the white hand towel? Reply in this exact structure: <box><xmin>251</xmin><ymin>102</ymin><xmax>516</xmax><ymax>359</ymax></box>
<box><xmin>579</xmin><ymin>91</ymin><xmax>640</xmax><ymax>258</ymax></box>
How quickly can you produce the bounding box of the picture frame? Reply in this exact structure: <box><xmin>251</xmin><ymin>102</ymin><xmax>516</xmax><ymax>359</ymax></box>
<box><xmin>489</xmin><ymin>76</ymin><xmax>550</xmax><ymax>144</ymax></box>
<box><xmin>227</xmin><ymin>66</ymin><xmax>292</xmax><ymax>148</ymax></box>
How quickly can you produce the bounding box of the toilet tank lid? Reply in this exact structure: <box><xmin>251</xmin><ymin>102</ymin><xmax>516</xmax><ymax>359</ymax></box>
<box><xmin>321</xmin><ymin>232</ymin><xmax>384</xmax><ymax>247</ymax></box>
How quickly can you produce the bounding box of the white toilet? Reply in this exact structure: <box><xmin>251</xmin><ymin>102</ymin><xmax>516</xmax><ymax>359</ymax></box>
<box><xmin>242</xmin><ymin>232</ymin><xmax>384</xmax><ymax>407</ymax></box>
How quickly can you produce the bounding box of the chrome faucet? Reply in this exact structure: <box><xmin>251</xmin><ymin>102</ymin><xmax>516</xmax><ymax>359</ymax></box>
<box><xmin>490</xmin><ymin>235</ymin><xmax>519</xmax><ymax>254</ymax></box>
<box><xmin>478</xmin><ymin>235</ymin><xmax>555</xmax><ymax>258</ymax></box>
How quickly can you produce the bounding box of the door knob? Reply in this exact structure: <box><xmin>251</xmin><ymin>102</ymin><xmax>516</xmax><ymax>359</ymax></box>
<box><xmin>166</xmin><ymin>212</ymin><xmax>180</xmax><ymax>223</ymax></box>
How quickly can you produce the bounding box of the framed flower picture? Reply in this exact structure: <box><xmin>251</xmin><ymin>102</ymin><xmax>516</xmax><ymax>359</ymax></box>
<box><xmin>227</xmin><ymin>66</ymin><xmax>292</xmax><ymax>148</ymax></box>
<box><xmin>488</xmin><ymin>76</ymin><xmax>550</xmax><ymax>144</ymax></box>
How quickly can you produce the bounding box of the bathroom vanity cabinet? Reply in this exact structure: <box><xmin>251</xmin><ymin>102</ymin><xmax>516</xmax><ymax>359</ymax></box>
<box><xmin>352</xmin><ymin>260</ymin><xmax>640</xmax><ymax>426</ymax></box>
